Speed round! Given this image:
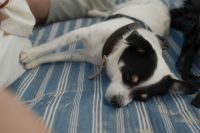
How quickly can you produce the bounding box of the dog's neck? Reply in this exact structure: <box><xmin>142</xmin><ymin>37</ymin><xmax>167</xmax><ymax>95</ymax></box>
<box><xmin>104</xmin><ymin>14</ymin><xmax>152</xmax><ymax>31</ymax></box>
<box><xmin>102</xmin><ymin>14</ymin><xmax>152</xmax><ymax>57</ymax></box>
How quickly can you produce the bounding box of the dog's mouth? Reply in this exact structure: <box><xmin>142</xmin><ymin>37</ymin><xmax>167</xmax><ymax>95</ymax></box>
<box><xmin>105</xmin><ymin>81</ymin><xmax>132</xmax><ymax>107</ymax></box>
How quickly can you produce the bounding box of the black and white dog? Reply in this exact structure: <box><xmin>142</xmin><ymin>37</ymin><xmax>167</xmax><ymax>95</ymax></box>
<box><xmin>20</xmin><ymin>0</ymin><xmax>196</xmax><ymax>107</ymax></box>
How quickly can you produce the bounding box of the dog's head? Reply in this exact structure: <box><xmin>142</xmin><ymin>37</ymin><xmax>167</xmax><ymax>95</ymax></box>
<box><xmin>105</xmin><ymin>28</ymin><xmax>196</xmax><ymax>107</ymax></box>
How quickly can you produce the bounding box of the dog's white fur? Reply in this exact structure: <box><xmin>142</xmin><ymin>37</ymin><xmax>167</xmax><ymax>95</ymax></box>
<box><xmin>20</xmin><ymin>0</ymin><xmax>173</xmax><ymax>107</ymax></box>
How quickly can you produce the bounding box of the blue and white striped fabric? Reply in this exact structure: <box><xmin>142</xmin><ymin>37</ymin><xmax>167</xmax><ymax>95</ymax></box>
<box><xmin>10</xmin><ymin>1</ymin><xmax>200</xmax><ymax>133</ymax></box>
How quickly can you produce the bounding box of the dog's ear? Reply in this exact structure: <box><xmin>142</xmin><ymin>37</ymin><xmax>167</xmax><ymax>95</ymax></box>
<box><xmin>170</xmin><ymin>79</ymin><xmax>198</xmax><ymax>95</ymax></box>
<box><xmin>132</xmin><ymin>76</ymin><xmax>198</xmax><ymax>102</ymax></box>
<box><xmin>126</xmin><ymin>31</ymin><xmax>154</xmax><ymax>55</ymax></box>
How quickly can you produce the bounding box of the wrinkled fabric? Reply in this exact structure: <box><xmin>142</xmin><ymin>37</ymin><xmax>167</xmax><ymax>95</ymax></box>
<box><xmin>0</xmin><ymin>0</ymin><xmax>35</xmax><ymax>88</ymax></box>
<box><xmin>0</xmin><ymin>35</ymin><xmax>31</xmax><ymax>88</ymax></box>
<box><xmin>0</xmin><ymin>0</ymin><xmax>35</xmax><ymax>36</ymax></box>
<box><xmin>10</xmin><ymin>18</ymin><xmax>200</xmax><ymax>133</ymax></box>
<box><xmin>47</xmin><ymin>0</ymin><xmax>116</xmax><ymax>23</ymax></box>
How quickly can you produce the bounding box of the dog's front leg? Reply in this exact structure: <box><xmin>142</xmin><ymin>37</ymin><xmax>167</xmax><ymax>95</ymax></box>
<box><xmin>20</xmin><ymin>27</ymin><xmax>90</xmax><ymax>64</ymax></box>
<box><xmin>23</xmin><ymin>49</ymin><xmax>97</xmax><ymax>69</ymax></box>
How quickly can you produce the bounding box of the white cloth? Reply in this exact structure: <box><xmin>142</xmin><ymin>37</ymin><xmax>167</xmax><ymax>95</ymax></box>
<box><xmin>0</xmin><ymin>0</ymin><xmax>35</xmax><ymax>36</ymax></box>
<box><xmin>0</xmin><ymin>0</ymin><xmax>35</xmax><ymax>88</ymax></box>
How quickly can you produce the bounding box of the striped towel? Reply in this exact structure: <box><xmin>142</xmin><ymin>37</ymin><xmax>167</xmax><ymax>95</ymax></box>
<box><xmin>10</xmin><ymin>1</ymin><xmax>200</xmax><ymax>133</ymax></box>
<box><xmin>10</xmin><ymin>17</ymin><xmax>200</xmax><ymax>133</ymax></box>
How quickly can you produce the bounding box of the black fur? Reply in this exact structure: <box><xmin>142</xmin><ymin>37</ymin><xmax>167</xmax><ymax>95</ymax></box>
<box><xmin>132</xmin><ymin>76</ymin><xmax>174</xmax><ymax>101</ymax></box>
<box><xmin>170</xmin><ymin>0</ymin><xmax>200</xmax><ymax>81</ymax></box>
<box><xmin>119</xmin><ymin>31</ymin><xmax>157</xmax><ymax>86</ymax></box>
<box><xmin>131</xmin><ymin>75</ymin><xmax>197</xmax><ymax>102</ymax></box>
<box><xmin>171</xmin><ymin>0</ymin><xmax>200</xmax><ymax>108</ymax></box>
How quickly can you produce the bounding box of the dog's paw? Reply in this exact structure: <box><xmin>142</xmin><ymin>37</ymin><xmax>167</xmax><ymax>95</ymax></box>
<box><xmin>20</xmin><ymin>48</ymin><xmax>40</xmax><ymax>63</ymax></box>
<box><xmin>23</xmin><ymin>60</ymin><xmax>39</xmax><ymax>69</ymax></box>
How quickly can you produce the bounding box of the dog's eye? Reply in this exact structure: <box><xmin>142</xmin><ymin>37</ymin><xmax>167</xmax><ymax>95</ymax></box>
<box><xmin>121</xmin><ymin>66</ymin><xmax>140</xmax><ymax>86</ymax></box>
<box><xmin>135</xmin><ymin>48</ymin><xmax>145</xmax><ymax>53</ymax></box>
<box><xmin>128</xmin><ymin>46</ymin><xmax>146</xmax><ymax>55</ymax></box>
<box><xmin>132</xmin><ymin>74</ymin><xmax>139</xmax><ymax>83</ymax></box>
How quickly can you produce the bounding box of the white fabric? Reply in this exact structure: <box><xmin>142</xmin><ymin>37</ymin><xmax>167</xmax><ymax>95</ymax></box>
<box><xmin>0</xmin><ymin>35</ymin><xmax>32</xmax><ymax>88</ymax></box>
<box><xmin>0</xmin><ymin>0</ymin><xmax>35</xmax><ymax>88</ymax></box>
<box><xmin>0</xmin><ymin>0</ymin><xmax>35</xmax><ymax>36</ymax></box>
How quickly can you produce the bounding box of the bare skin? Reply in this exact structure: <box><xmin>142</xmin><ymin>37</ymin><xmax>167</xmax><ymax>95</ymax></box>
<box><xmin>0</xmin><ymin>0</ymin><xmax>49</xmax><ymax>24</ymax></box>
<box><xmin>27</xmin><ymin>0</ymin><xmax>50</xmax><ymax>24</ymax></box>
<box><xmin>0</xmin><ymin>2</ymin><xmax>50</xmax><ymax>132</ymax></box>
<box><xmin>0</xmin><ymin>90</ymin><xmax>49</xmax><ymax>133</ymax></box>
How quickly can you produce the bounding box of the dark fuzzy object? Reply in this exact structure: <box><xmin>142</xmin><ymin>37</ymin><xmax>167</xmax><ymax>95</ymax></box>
<box><xmin>171</xmin><ymin>0</ymin><xmax>200</xmax><ymax>108</ymax></box>
<box><xmin>170</xmin><ymin>0</ymin><xmax>200</xmax><ymax>81</ymax></box>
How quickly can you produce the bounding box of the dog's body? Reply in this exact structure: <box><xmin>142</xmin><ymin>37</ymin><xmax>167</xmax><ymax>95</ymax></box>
<box><xmin>20</xmin><ymin>0</ymin><xmax>195</xmax><ymax>107</ymax></box>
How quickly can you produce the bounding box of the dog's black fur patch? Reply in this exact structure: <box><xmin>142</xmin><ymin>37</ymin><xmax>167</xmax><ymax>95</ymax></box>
<box><xmin>131</xmin><ymin>75</ymin><xmax>174</xmax><ymax>101</ymax></box>
<box><xmin>131</xmin><ymin>75</ymin><xmax>197</xmax><ymax>102</ymax></box>
<box><xmin>119</xmin><ymin>31</ymin><xmax>157</xmax><ymax>86</ymax></box>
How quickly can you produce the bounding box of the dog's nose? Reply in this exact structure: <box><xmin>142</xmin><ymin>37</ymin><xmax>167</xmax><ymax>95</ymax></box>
<box><xmin>110</xmin><ymin>96</ymin><xmax>122</xmax><ymax>108</ymax></box>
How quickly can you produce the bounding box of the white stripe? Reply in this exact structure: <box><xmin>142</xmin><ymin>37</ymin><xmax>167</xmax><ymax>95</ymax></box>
<box><xmin>155</xmin><ymin>97</ymin><xmax>175</xmax><ymax>133</ymax></box>
<box><xmin>29</xmin><ymin>65</ymin><xmax>55</xmax><ymax>108</ymax></box>
<box><xmin>33</xmin><ymin>28</ymin><xmax>46</xmax><ymax>46</ymax></box>
<box><xmin>47</xmin><ymin>95</ymin><xmax>62</xmax><ymax>129</ymax></box>
<box><xmin>91</xmin><ymin>19</ymin><xmax>103</xmax><ymax>133</ymax></box>
<box><xmin>46</xmin><ymin>59</ymin><xmax>72</xmax><ymax>129</ymax></box>
<box><xmin>63</xmin><ymin>22</ymin><xmax>71</xmax><ymax>33</ymax></box>
<box><xmin>17</xmin><ymin>68</ymin><xmax>39</xmax><ymax>98</ymax></box>
<box><xmin>165</xmin><ymin>49</ymin><xmax>200</xmax><ymax>131</ymax></box>
<box><xmin>138</xmin><ymin>103</ymin><xmax>147</xmax><ymax>129</ymax></box>
<box><xmin>68</xmin><ymin>63</ymin><xmax>85</xmax><ymax>133</ymax></box>
<box><xmin>95</xmin><ymin>74</ymin><xmax>100</xmax><ymax>133</ymax></box>
<box><xmin>92</xmin><ymin>75</ymin><xmax>96</xmax><ymax>133</ymax></box>
<box><xmin>97</xmin><ymin>17</ymin><xmax>104</xmax><ymax>133</ymax></box>
<box><xmin>43</xmin><ymin>58</ymin><xmax>71</xmax><ymax>129</ymax></box>
<box><xmin>42</xmin><ymin>23</ymin><xmax>72</xmax><ymax>127</ymax></box>
<box><xmin>47</xmin><ymin>23</ymin><xmax>61</xmax><ymax>41</ymax></box>
<box><xmin>96</xmin><ymin>18</ymin><xmax>104</xmax><ymax>133</ymax></box>
<box><xmin>92</xmin><ymin>66</ymin><xmax>101</xmax><ymax>133</ymax></box>
<box><xmin>141</xmin><ymin>103</ymin><xmax>152</xmax><ymax>129</ymax></box>
<box><xmin>43</xmin><ymin>20</ymin><xmax>83</xmax><ymax>130</ymax></box>
<box><xmin>176</xmin><ymin>94</ymin><xmax>200</xmax><ymax>130</ymax></box>
<box><xmin>135</xmin><ymin>102</ymin><xmax>142</xmax><ymax>130</ymax></box>
<box><xmin>116</xmin><ymin>108</ymin><xmax>125</xmax><ymax>133</ymax></box>
<box><xmin>17</xmin><ymin>28</ymin><xmax>47</xmax><ymax>98</ymax></box>
<box><xmin>165</xmin><ymin>52</ymin><xmax>200</xmax><ymax>132</ymax></box>
<box><xmin>99</xmin><ymin>72</ymin><xmax>103</xmax><ymax>133</ymax></box>
<box><xmin>171</xmin><ymin>94</ymin><xmax>198</xmax><ymax>133</ymax></box>
<box><xmin>17</xmin><ymin>23</ymin><xmax>60</xmax><ymax>98</ymax></box>
<box><xmin>159</xmin><ymin>98</ymin><xmax>174</xmax><ymax>133</ymax></box>
<box><xmin>43</xmin><ymin>63</ymin><xmax>70</xmax><ymax>128</ymax></box>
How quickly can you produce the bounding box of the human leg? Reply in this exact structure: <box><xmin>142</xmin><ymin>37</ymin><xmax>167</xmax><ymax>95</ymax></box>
<box><xmin>27</xmin><ymin>0</ymin><xmax>50</xmax><ymax>24</ymax></box>
<box><xmin>0</xmin><ymin>90</ymin><xmax>49</xmax><ymax>133</ymax></box>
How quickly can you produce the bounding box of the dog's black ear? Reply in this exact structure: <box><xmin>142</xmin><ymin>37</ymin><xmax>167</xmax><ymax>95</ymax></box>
<box><xmin>126</xmin><ymin>31</ymin><xmax>154</xmax><ymax>55</ymax></box>
<box><xmin>170</xmin><ymin>79</ymin><xmax>198</xmax><ymax>95</ymax></box>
